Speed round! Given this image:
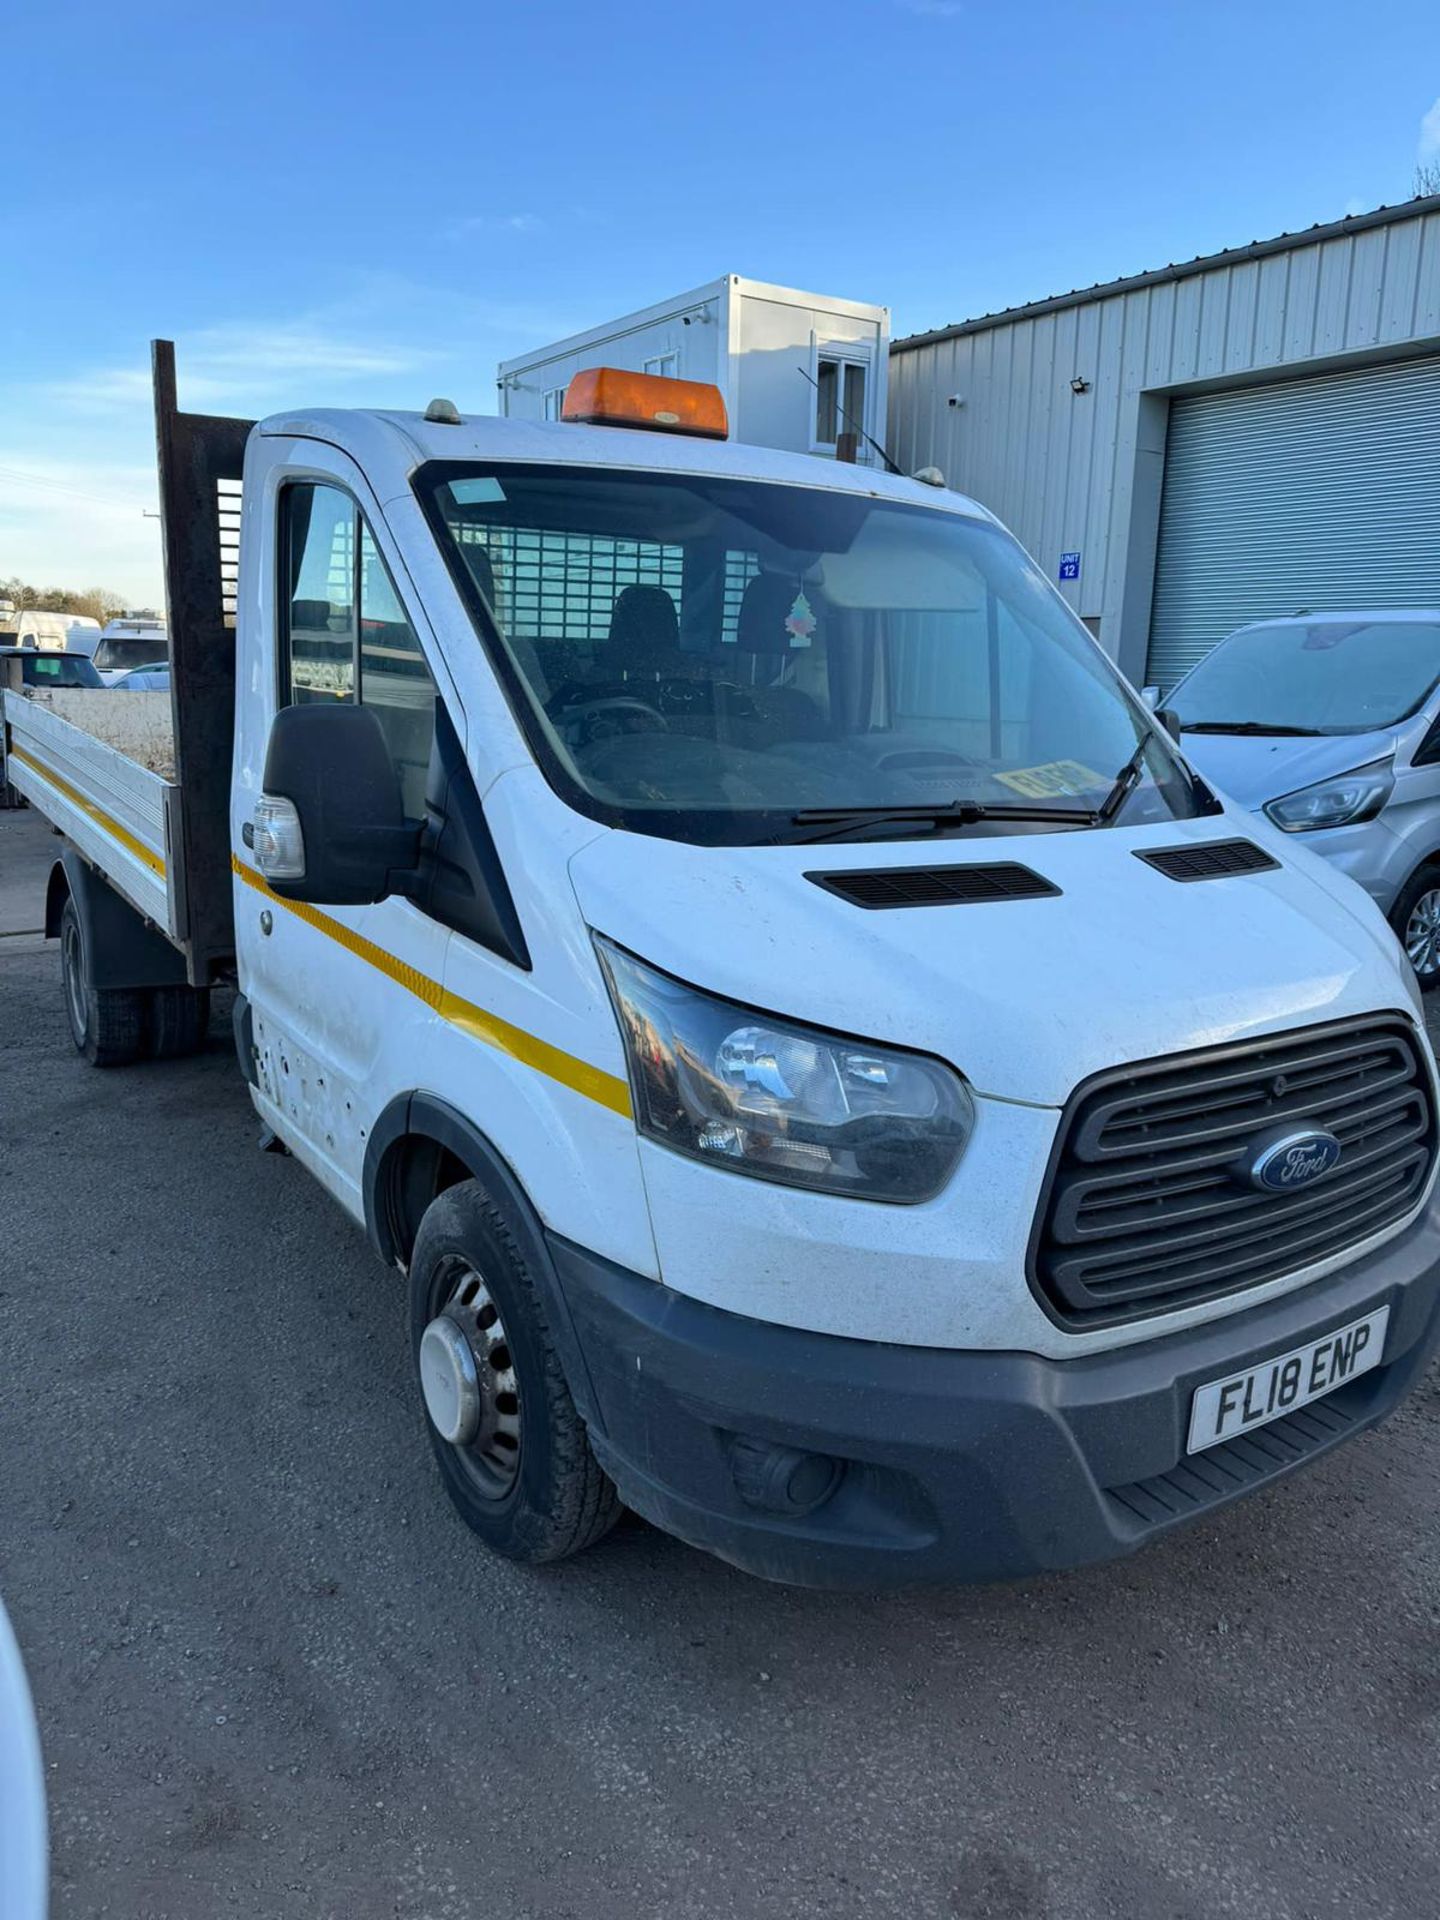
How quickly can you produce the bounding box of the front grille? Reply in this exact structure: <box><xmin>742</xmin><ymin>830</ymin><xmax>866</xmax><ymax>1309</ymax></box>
<box><xmin>805</xmin><ymin>862</ymin><xmax>1059</xmax><ymax>909</ymax></box>
<box><xmin>1031</xmin><ymin>1017</ymin><xmax>1436</xmax><ymax>1326</ymax></box>
<box><xmin>1135</xmin><ymin>839</ymin><xmax>1279</xmax><ymax>882</ymax></box>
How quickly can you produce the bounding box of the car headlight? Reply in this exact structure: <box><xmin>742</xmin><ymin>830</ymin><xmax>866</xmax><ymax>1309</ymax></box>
<box><xmin>1264</xmin><ymin>760</ymin><xmax>1394</xmax><ymax>832</ymax></box>
<box><xmin>595</xmin><ymin>938</ymin><xmax>975</xmax><ymax>1203</ymax></box>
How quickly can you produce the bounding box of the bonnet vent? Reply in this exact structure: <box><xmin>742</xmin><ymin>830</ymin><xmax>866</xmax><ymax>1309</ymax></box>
<box><xmin>806</xmin><ymin>863</ymin><xmax>1061</xmax><ymax>909</ymax></box>
<box><xmin>1135</xmin><ymin>840</ymin><xmax>1279</xmax><ymax>882</ymax></box>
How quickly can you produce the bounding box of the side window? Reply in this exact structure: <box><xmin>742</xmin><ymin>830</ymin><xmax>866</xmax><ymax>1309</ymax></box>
<box><xmin>283</xmin><ymin>484</ymin><xmax>356</xmax><ymax>702</ymax></box>
<box><xmin>359</xmin><ymin>523</ymin><xmax>438</xmax><ymax>820</ymax></box>
<box><xmin>813</xmin><ymin>350</ymin><xmax>868</xmax><ymax>451</ymax></box>
<box><xmin>281</xmin><ymin>484</ymin><xmax>438</xmax><ymax>821</ymax></box>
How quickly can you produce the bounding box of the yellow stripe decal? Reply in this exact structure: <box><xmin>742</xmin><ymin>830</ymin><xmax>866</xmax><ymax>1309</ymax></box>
<box><xmin>231</xmin><ymin>856</ymin><xmax>632</xmax><ymax>1119</ymax></box>
<box><xmin>9</xmin><ymin>741</ymin><xmax>167</xmax><ymax>878</ymax></box>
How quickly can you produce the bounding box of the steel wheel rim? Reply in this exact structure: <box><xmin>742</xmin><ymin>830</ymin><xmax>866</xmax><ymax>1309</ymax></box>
<box><xmin>1405</xmin><ymin>888</ymin><xmax>1440</xmax><ymax>977</ymax></box>
<box><xmin>61</xmin><ymin>917</ymin><xmax>87</xmax><ymax>1043</ymax></box>
<box><xmin>424</xmin><ymin>1260</ymin><xmax>522</xmax><ymax>1499</ymax></box>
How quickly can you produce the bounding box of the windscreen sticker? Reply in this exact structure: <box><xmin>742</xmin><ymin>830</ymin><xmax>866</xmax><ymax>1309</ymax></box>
<box><xmin>994</xmin><ymin>759</ymin><xmax>1105</xmax><ymax>799</ymax></box>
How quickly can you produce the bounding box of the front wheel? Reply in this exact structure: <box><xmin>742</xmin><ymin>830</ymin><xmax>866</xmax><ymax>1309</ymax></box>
<box><xmin>1391</xmin><ymin>867</ymin><xmax>1440</xmax><ymax>988</ymax></box>
<box><xmin>409</xmin><ymin>1180</ymin><xmax>621</xmax><ymax>1564</ymax></box>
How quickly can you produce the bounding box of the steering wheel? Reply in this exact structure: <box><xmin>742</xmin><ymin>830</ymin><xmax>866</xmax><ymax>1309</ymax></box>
<box><xmin>564</xmin><ymin>695</ymin><xmax>670</xmax><ymax>750</ymax></box>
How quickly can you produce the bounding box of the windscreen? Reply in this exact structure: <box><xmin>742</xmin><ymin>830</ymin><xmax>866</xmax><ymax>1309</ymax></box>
<box><xmin>1173</xmin><ymin>620</ymin><xmax>1440</xmax><ymax>734</ymax></box>
<box><xmin>94</xmin><ymin>636</ymin><xmax>168</xmax><ymax>673</ymax></box>
<box><xmin>424</xmin><ymin>464</ymin><xmax>1203</xmax><ymax>844</ymax></box>
<box><xmin>22</xmin><ymin>653</ymin><xmax>103</xmax><ymax>688</ymax></box>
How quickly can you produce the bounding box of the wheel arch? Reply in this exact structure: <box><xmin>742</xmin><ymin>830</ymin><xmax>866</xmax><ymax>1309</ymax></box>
<box><xmin>1398</xmin><ymin>849</ymin><xmax>1440</xmax><ymax>895</ymax></box>
<box><xmin>44</xmin><ymin>856</ymin><xmax>71</xmax><ymax>939</ymax></box>
<box><xmin>1388</xmin><ymin>854</ymin><xmax>1440</xmax><ymax>982</ymax></box>
<box><xmin>46</xmin><ymin>848</ymin><xmax>188</xmax><ymax>990</ymax></box>
<box><xmin>364</xmin><ymin>1093</ymin><xmax>604</xmax><ymax>1431</ymax></box>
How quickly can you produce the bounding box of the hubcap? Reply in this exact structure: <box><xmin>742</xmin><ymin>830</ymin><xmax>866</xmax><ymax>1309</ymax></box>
<box><xmin>420</xmin><ymin>1264</ymin><xmax>522</xmax><ymax>1497</ymax></box>
<box><xmin>1405</xmin><ymin>888</ymin><xmax>1440</xmax><ymax>977</ymax></box>
<box><xmin>418</xmin><ymin>1317</ymin><xmax>481</xmax><ymax>1445</ymax></box>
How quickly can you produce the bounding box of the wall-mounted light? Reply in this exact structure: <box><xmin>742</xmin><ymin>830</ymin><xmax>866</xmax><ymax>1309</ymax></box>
<box><xmin>1070</xmin><ymin>376</ymin><xmax>1091</xmax><ymax>395</ymax></box>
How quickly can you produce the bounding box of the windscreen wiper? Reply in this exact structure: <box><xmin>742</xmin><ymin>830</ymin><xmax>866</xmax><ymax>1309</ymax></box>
<box><xmin>1180</xmin><ymin>720</ymin><xmax>1326</xmax><ymax>736</ymax></box>
<box><xmin>1094</xmin><ymin>733</ymin><xmax>1154</xmax><ymax>826</ymax></box>
<box><xmin>784</xmin><ymin>800</ymin><xmax>1096</xmax><ymax>845</ymax></box>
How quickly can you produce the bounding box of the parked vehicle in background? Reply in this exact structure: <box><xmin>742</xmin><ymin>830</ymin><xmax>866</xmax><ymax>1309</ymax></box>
<box><xmin>5</xmin><ymin>345</ymin><xmax>1440</xmax><ymax>1590</ymax></box>
<box><xmin>1164</xmin><ymin>612</ymin><xmax>1440</xmax><ymax>985</ymax></box>
<box><xmin>61</xmin><ymin>616</ymin><xmax>102</xmax><ymax>658</ymax></box>
<box><xmin>0</xmin><ymin>610</ymin><xmax>73</xmax><ymax>652</ymax></box>
<box><xmin>111</xmin><ymin>665</ymin><xmax>170</xmax><ymax>691</ymax></box>
<box><xmin>1</xmin><ymin>647</ymin><xmax>106</xmax><ymax>690</ymax></box>
<box><xmin>91</xmin><ymin>617</ymin><xmax>168</xmax><ymax>685</ymax></box>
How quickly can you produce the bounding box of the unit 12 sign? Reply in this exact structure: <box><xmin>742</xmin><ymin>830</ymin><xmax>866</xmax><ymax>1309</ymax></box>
<box><xmin>1058</xmin><ymin>551</ymin><xmax>1081</xmax><ymax>582</ymax></box>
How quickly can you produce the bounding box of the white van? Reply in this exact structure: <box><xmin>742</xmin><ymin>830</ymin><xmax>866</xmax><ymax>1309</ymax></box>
<box><xmin>0</xmin><ymin>610</ymin><xmax>73</xmax><ymax>652</ymax></box>
<box><xmin>62</xmin><ymin>615</ymin><xmax>102</xmax><ymax>659</ymax></box>
<box><xmin>91</xmin><ymin>616</ymin><xmax>168</xmax><ymax>685</ymax></box>
<box><xmin>6</xmin><ymin>347</ymin><xmax>1439</xmax><ymax>1587</ymax></box>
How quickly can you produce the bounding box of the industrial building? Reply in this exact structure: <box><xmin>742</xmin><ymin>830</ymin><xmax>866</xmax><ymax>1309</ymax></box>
<box><xmin>887</xmin><ymin>195</ymin><xmax>1440</xmax><ymax>688</ymax></box>
<box><xmin>501</xmin><ymin>202</ymin><xmax>1439</xmax><ymax>693</ymax></box>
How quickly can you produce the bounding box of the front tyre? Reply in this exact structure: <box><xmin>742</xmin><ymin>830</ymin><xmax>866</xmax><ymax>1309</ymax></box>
<box><xmin>409</xmin><ymin>1180</ymin><xmax>621</xmax><ymax>1564</ymax></box>
<box><xmin>1391</xmin><ymin>865</ymin><xmax>1440</xmax><ymax>988</ymax></box>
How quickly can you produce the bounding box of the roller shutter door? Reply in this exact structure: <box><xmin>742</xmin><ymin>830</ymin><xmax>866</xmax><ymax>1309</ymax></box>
<box><xmin>1147</xmin><ymin>354</ymin><xmax>1440</xmax><ymax>688</ymax></box>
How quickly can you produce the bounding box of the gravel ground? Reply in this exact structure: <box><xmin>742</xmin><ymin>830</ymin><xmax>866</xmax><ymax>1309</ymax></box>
<box><xmin>2</xmin><ymin>805</ymin><xmax>1439</xmax><ymax>1919</ymax></box>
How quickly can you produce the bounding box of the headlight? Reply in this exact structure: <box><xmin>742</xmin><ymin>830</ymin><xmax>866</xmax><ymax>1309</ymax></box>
<box><xmin>595</xmin><ymin>938</ymin><xmax>975</xmax><ymax>1203</ymax></box>
<box><xmin>1264</xmin><ymin>760</ymin><xmax>1394</xmax><ymax>832</ymax></box>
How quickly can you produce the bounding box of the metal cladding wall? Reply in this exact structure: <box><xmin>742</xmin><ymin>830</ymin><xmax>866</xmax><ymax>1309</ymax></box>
<box><xmin>887</xmin><ymin>199</ymin><xmax>1440</xmax><ymax>686</ymax></box>
<box><xmin>1148</xmin><ymin>354</ymin><xmax>1440</xmax><ymax>688</ymax></box>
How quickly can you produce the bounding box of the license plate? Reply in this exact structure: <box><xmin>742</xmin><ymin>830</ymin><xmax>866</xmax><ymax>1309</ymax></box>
<box><xmin>1186</xmin><ymin>1306</ymin><xmax>1389</xmax><ymax>1454</ymax></box>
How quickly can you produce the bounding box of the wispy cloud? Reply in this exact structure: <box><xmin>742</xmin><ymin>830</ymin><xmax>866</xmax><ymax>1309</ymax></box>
<box><xmin>1420</xmin><ymin>95</ymin><xmax>1440</xmax><ymax>160</ymax></box>
<box><xmin>47</xmin><ymin>320</ymin><xmax>429</xmax><ymax>417</ymax></box>
<box><xmin>2</xmin><ymin>278</ymin><xmax>591</xmax><ymax>597</ymax></box>
<box><xmin>441</xmin><ymin>212</ymin><xmax>545</xmax><ymax>241</ymax></box>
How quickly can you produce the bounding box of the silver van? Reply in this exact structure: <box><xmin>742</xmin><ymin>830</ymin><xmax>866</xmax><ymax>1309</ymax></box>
<box><xmin>1163</xmin><ymin>611</ymin><xmax>1440</xmax><ymax>983</ymax></box>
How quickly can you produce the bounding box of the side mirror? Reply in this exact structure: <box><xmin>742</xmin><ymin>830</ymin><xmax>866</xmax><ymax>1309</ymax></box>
<box><xmin>1156</xmin><ymin>706</ymin><xmax>1182</xmax><ymax>743</ymax></box>
<box><xmin>253</xmin><ymin>703</ymin><xmax>421</xmax><ymax>905</ymax></box>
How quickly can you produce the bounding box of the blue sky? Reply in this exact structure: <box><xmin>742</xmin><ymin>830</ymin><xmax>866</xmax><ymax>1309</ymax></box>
<box><xmin>3</xmin><ymin>0</ymin><xmax>1438</xmax><ymax>601</ymax></box>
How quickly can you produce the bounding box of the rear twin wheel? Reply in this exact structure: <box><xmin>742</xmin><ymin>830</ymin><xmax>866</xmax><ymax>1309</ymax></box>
<box><xmin>59</xmin><ymin>896</ymin><xmax>210</xmax><ymax>1067</ymax></box>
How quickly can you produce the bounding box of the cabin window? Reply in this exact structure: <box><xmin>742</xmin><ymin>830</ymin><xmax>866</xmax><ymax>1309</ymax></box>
<box><xmin>279</xmin><ymin>483</ymin><xmax>437</xmax><ymax>820</ymax></box>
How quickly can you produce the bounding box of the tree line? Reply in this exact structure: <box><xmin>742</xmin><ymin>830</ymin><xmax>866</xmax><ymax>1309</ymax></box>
<box><xmin>0</xmin><ymin>577</ymin><xmax>136</xmax><ymax>624</ymax></box>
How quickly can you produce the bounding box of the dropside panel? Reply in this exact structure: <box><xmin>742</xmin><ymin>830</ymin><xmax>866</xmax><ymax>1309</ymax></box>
<box><xmin>3</xmin><ymin>695</ymin><xmax>177</xmax><ymax>937</ymax></box>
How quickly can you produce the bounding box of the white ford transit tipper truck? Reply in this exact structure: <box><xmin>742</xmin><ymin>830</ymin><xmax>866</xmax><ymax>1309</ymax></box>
<box><xmin>5</xmin><ymin>345</ymin><xmax>1439</xmax><ymax>1588</ymax></box>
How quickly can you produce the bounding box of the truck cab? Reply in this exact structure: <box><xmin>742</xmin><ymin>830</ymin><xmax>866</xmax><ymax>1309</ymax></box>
<box><xmin>8</xmin><ymin>348</ymin><xmax>1440</xmax><ymax>1587</ymax></box>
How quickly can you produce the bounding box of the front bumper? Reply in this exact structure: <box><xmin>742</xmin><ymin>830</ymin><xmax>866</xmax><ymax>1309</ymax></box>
<box><xmin>549</xmin><ymin>1201</ymin><xmax>1440</xmax><ymax>1588</ymax></box>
